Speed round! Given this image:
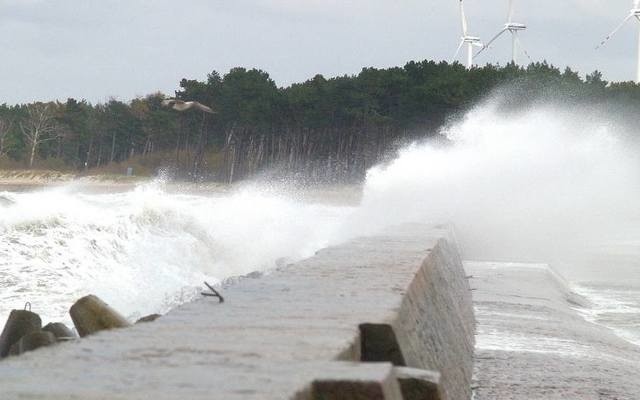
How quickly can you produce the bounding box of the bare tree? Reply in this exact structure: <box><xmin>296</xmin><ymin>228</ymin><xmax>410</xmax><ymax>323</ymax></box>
<box><xmin>0</xmin><ymin>116</ymin><xmax>12</xmax><ymax>156</ymax></box>
<box><xmin>20</xmin><ymin>103</ymin><xmax>59</xmax><ymax>168</ymax></box>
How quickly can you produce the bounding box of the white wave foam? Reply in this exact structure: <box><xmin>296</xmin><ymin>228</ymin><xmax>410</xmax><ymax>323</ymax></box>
<box><xmin>476</xmin><ymin>327</ymin><xmax>594</xmax><ymax>356</ymax></box>
<box><xmin>349</xmin><ymin>101</ymin><xmax>640</xmax><ymax>264</ymax></box>
<box><xmin>572</xmin><ymin>284</ymin><xmax>640</xmax><ymax>346</ymax></box>
<box><xmin>0</xmin><ymin>183</ymin><xmax>350</xmax><ymax>324</ymax></box>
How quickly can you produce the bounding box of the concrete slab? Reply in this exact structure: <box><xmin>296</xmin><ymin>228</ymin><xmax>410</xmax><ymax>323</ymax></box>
<box><xmin>0</xmin><ymin>224</ymin><xmax>474</xmax><ymax>400</ymax></box>
<box><xmin>468</xmin><ymin>261</ymin><xmax>640</xmax><ymax>400</ymax></box>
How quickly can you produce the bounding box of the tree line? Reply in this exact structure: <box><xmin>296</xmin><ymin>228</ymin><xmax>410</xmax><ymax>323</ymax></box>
<box><xmin>1</xmin><ymin>61</ymin><xmax>638</xmax><ymax>182</ymax></box>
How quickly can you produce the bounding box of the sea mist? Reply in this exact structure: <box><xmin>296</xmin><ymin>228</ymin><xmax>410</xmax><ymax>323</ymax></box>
<box><xmin>352</xmin><ymin>96</ymin><xmax>640</xmax><ymax>279</ymax></box>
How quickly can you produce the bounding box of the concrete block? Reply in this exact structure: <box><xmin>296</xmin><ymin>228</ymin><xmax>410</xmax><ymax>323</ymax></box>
<box><xmin>13</xmin><ymin>331</ymin><xmax>57</xmax><ymax>355</ymax></box>
<box><xmin>359</xmin><ymin>323</ymin><xmax>406</xmax><ymax>366</ymax></box>
<box><xmin>69</xmin><ymin>295</ymin><xmax>130</xmax><ymax>337</ymax></box>
<box><xmin>308</xmin><ymin>364</ymin><xmax>404</xmax><ymax>400</ymax></box>
<box><xmin>42</xmin><ymin>323</ymin><xmax>76</xmax><ymax>340</ymax></box>
<box><xmin>0</xmin><ymin>310</ymin><xmax>42</xmax><ymax>358</ymax></box>
<box><xmin>395</xmin><ymin>367</ymin><xmax>442</xmax><ymax>400</ymax></box>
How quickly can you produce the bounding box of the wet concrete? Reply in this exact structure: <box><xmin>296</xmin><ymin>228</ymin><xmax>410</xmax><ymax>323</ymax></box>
<box><xmin>468</xmin><ymin>261</ymin><xmax>640</xmax><ymax>400</ymax></box>
<box><xmin>0</xmin><ymin>224</ymin><xmax>474</xmax><ymax>400</ymax></box>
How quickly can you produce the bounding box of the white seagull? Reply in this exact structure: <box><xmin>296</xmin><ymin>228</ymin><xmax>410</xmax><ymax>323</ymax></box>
<box><xmin>162</xmin><ymin>99</ymin><xmax>216</xmax><ymax>114</ymax></box>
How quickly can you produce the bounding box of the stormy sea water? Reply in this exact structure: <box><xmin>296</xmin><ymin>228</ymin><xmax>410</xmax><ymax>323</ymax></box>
<box><xmin>0</xmin><ymin>182</ymin><xmax>352</xmax><ymax>324</ymax></box>
<box><xmin>1</xmin><ymin>97</ymin><xmax>639</xmax><ymax>392</ymax></box>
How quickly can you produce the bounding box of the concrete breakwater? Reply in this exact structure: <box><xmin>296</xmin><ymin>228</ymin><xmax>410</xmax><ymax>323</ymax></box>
<box><xmin>0</xmin><ymin>224</ymin><xmax>474</xmax><ymax>399</ymax></box>
<box><xmin>469</xmin><ymin>262</ymin><xmax>640</xmax><ymax>400</ymax></box>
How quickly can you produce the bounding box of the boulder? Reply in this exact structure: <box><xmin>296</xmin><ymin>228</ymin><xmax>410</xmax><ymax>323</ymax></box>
<box><xmin>0</xmin><ymin>310</ymin><xmax>42</xmax><ymax>358</ymax></box>
<box><xmin>69</xmin><ymin>295</ymin><xmax>130</xmax><ymax>337</ymax></box>
<box><xmin>42</xmin><ymin>322</ymin><xmax>77</xmax><ymax>340</ymax></box>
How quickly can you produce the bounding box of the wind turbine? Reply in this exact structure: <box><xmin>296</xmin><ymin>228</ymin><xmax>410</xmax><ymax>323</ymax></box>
<box><xmin>475</xmin><ymin>0</ymin><xmax>530</xmax><ymax>64</ymax></box>
<box><xmin>453</xmin><ymin>0</ymin><xmax>483</xmax><ymax>69</ymax></box>
<box><xmin>596</xmin><ymin>0</ymin><xmax>640</xmax><ymax>83</ymax></box>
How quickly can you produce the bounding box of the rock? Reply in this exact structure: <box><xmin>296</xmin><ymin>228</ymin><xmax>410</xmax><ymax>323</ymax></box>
<box><xmin>42</xmin><ymin>322</ymin><xmax>76</xmax><ymax>340</ymax></box>
<box><xmin>13</xmin><ymin>331</ymin><xmax>57</xmax><ymax>355</ymax></box>
<box><xmin>69</xmin><ymin>295</ymin><xmax>131</xmax><ymax>337</ymax></box>
<box><xmin>136</xmin><ymin>314</ymin><xmax>161</xmax><ymax>324</ymax></box>
<box><xmin>0</xmin><ymin>310</ymin><xmax>42</xmax><ymax>358</ymax></box>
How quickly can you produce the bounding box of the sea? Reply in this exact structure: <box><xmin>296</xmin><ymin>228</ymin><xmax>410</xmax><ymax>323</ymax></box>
<box><xmin>1</xmin><ymin>97</ymin><xmax>639</xmax><ymax>397</ymax></box>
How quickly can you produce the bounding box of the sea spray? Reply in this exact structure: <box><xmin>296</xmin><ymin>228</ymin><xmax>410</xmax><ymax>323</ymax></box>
<box><xmin>351</xmin><ymin>100</ymin><xmax>640</xmax><ymax>266</ymax></box>
<box><xmin>0</xmin><ymin>183</ymin><xmax>350</xmax><ymax>324</ymax></box>
<box><xmin>348</xmin><ymin>98</ymin><xmax>640</xmax><ymax>346</ymax></box>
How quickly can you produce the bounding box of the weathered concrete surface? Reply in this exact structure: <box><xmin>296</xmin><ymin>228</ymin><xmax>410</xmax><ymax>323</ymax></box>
<box><xmin>394</xmin><ymin>233</ymin><xmax>475</xmax><ymax>400</ymax></box>
<box><xmin>0</xmin><ymin>224</ymin><xmax>474</xmax><ymax>400</ymax></box>
<box><xmin>468</xmin><ymin>262</ymin><xmax>640</xmax><ymax>400</ymax></box>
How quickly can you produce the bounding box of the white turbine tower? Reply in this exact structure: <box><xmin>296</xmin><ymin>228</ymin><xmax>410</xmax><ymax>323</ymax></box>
<box><xmin>596</xmin><ymin>0</ymin><xmax>640</xmax><ymax>83</ymax></box>
<box><xmin>475</xmin><ymin>0</ymin><xmax>530</xmax><ymax>64</ymax></box>
<box><xmin>453</xmin><ymin>0</ymin><xmax>482</xmax><ymax>69</ymax></box>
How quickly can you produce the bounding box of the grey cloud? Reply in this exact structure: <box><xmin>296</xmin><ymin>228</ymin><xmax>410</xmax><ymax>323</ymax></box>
<box><xmin>0</xmin><ymin>0</ymin><xmax>637</xmax><ymax>104</ymax></box>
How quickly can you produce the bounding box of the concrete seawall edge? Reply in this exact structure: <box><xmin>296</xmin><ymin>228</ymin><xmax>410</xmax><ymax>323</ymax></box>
<box><xmin>0</xmin><ymin>223</ymin><xmax>475</xmax><ymax>400</ymax></box>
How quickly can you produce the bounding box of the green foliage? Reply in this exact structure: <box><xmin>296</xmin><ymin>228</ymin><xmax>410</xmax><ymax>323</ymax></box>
<box><xmin>1</xmin><ymin>60</ymin><xmax>639</xmax><ymax>180</ymax></box>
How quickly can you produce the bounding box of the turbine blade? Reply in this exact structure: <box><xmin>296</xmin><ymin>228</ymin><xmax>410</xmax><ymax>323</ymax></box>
<box><xmin>596</xmin><ymin>13</ymin><xmax>634</xmax><ymax>49</ymax></box>
<box><xmin>515</xmin><ymin>35</ymin><xmax>533</xmax><ymax>63</ymax></box>
<box><xmin>453</xmin><ymin>39</ymin><xmax>465</xmax><ymax>61</ymax></box>
<box><xmin>459</xmin><ymin>0</ymin><xmax>468</xmax><ymax>36</ymax></box>
<box><xmin>474</xmin><ymin>28</ymin><xmax>508</xmax><ymax>59</ymax></box>
<box><xmin>508</xmin><ymin>0</ymin><xmax>515</xmax><ymax>23</ymax></box>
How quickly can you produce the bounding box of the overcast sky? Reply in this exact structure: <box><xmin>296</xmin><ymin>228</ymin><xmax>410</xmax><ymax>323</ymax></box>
<box><xmin>0</xmin><ymin>0</ymin><xmax>637</xmax><ymax>104</ymax></box>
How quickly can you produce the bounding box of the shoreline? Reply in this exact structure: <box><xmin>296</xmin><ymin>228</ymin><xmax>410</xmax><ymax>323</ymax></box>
<box><xmin>0</xmin><ymin>170</ymin><xmax>364</xmax><ymax>205</ymax></box>
<box><xmin>0</xmin><ymin>170</ymin><xmax>148</xmax><ymax>192</ymax></box>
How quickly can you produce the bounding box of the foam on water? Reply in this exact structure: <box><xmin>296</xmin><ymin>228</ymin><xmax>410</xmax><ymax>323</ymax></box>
<box><xmin>0</xmin><ymin>182</ymin><xmax>350</xmax><ymax>324</ymax></box>
<box><xmin>572</xmin><ymin>283</ymin><xmax>640</xmax><ymax>346</ymax></box>
<box><xmin>476</xmin><ymin>328</ymin><xmax>594</xmax><ymax>357</ymax></box>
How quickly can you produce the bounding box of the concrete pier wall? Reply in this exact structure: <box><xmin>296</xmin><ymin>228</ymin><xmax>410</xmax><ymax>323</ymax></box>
<box><xmin>394</xmin><ymin>237</ymin><xmax>475</xmax><ymax>400</ymax></box>
<box><xmin>468</xmin><ymin>261</ymin><xmax>640</xmax><ymax>399</ymax></box>
<box><xmin>0</xmin><ymin>224</ymin><xmax>474</xmax><ymax>400</ymax></box>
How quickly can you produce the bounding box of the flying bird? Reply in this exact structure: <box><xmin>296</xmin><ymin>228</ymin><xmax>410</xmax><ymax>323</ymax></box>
<box><xmin>161</xmin><ymin>99</ymin><xmax>216</xmax><ymax>114</ymax></box>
